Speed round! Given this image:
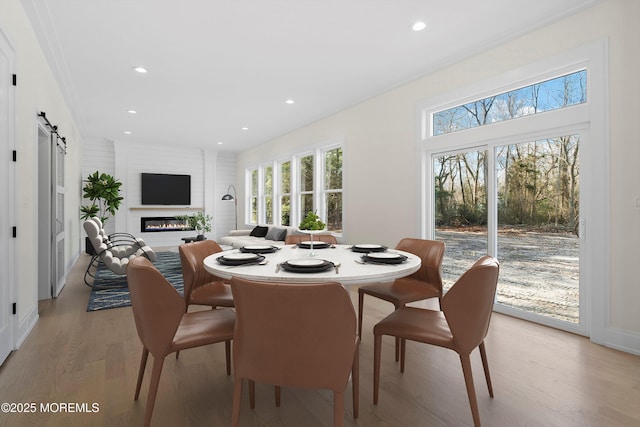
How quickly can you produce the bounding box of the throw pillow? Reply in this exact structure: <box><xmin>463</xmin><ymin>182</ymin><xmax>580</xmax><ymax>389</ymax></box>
<box><xmin>249</xmin><ymin>225</ymin><xmax>268</xmax><ymax>237</ymax></box>
<box><xmin>265</xmin><ymin>227</ymin><xmax>287</xmax><ymax>241</ymax></box>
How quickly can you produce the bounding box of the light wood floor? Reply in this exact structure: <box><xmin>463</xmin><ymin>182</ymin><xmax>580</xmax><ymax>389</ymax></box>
<box><xmin>1</xmin><ymin>253</ymin><xmax>639</xmax><ymax>427</ymax></box>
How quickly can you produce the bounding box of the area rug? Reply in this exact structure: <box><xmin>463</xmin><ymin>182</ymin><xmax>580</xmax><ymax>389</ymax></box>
<box><xmin>87</xmin><ymin>251</ymin><xmax>184</xmax><ymax>311</ymax></box>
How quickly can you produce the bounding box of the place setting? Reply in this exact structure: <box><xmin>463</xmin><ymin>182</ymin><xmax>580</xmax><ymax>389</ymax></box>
<box><xmin>239</xmin><ymin>244</ymin><xmax>280</xmax><ymax>254</ymax></box>
<box><xmin>275</xmin><ymin>258</ymin><xmax>339</xmax><ymax>274</ymax></box>
<box><xmin>296</xmin><ymin>241</ymin><xmax>333</xmax><ymax>250</ymax></box>
<box><xmin>349</xmin><ymin>243</ymin><xmax>388</xmax><ymax>253</ymax></box>
<box><xmin>216</xmin><ymin>252</ymin><xmax>267</xmax><ymax>267</ymax></box>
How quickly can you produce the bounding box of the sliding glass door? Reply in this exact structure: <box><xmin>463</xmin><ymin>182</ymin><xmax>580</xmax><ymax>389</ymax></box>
<box><xmin>431</xmin><ymin>134</ymin><xmax>581</xmax><ymax>326</ymax></box>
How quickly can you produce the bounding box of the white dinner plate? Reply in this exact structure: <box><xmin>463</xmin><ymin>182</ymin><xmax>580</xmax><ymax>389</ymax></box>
<box><xmin>243</xmin><ymin>245</ymin><xmax>273</xmax><ymax>251</ymax></box>
<box><xmin>223</xmin><ymin>253</ymin><xmax>260</xmax><ymax>261</ymax></box>
<box><xmin>354</xmin><ymin>244</ymin><xmax>384</xmax><ymax>249</ymax></box>
<box><xmin>300</xmin><ymin>241</ymin><xmax>329</xmax><ymax>246</ymax></box>
<box><xmin>286</xmin><ymin>258</ymin><xmax>327</xmax><ymax>267</ymax></box>
<box><xmin>365</xmin><ymin>252</ymin><xmax>403</xmax><ymax>260</ymax></box>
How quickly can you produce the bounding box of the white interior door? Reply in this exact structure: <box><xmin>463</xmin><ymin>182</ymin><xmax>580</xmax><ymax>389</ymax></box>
<box><xmin>0</xmin><ymin>29</ymin><xmax>16</xmax><ymax>365</ymax></box>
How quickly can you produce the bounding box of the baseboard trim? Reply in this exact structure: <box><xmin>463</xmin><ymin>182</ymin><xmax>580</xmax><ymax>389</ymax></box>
<box><xmin>604</xmin><ymin>327</ymin><xmax>640</xmax><ymax>356</ymax></box>
<box><xmin>14</xmin><ymin>304</ymin><xmax>38</xmax><ymax>350</ymax></box>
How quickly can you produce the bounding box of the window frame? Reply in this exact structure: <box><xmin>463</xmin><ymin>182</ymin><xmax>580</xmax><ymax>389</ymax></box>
<box><xmin>244</xmin><ymin>140</ymin><xmax>344</xmax><ymax>237</ymax></box>
<box><xmin>417</xmin><ymin>41</ymin><xmax>609</xmax><ymax>342</ymax></box>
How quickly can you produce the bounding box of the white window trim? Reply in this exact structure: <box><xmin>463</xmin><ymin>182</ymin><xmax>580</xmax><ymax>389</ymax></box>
<box><xmin>245</xmin><ymin>139</ymin><xmax>344</xmax><ymax>235</ymax></box>
<box><xmin>417</xmin><ymin>40</ymin><xmax>609</xmax><ymax>344</ymax></box>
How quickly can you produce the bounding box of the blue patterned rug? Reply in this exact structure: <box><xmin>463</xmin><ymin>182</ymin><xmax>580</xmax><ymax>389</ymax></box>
<box><xmin>87</xmin><ymin>251</ymin><xmax>184</xmax><ymax>311</ymax></box>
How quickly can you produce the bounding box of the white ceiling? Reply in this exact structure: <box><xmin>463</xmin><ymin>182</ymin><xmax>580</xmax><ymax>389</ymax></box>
<box><xmin>21</xmin><ymin>0</ymin><xmax>598</xmax><ymax>152</ymax></box>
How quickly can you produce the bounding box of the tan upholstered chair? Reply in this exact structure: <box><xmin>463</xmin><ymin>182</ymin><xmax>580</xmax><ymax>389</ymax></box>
<box><xmin>358</xmin><ymin>238</ymin><xmax>445</xmax><ymax>360</ymax></box>
<box><xmin>373</xmin><ymin>256</ymin><xmax>499</xmax><ymax>427</ymax></box>
<box><xmin>229</xmin><ymin>277</ymin><xmax>359</xmax><ymax>427</ymax></box>
<box><xmin>127</xmin><ymin>257</ymin><xmax>235</xmax><ymax>427</ymax></box>
<box><xmin>284</xmin><ymin>234</ymin><xmax>338</xmax><ymax>245</ymax></box>
<box><xmin>178</xmin><ymin>240</ymin><xmax>234</xmax><ymax>308</ymax></box>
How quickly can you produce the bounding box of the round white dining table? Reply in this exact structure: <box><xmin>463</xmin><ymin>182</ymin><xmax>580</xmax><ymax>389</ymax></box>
<box><xmin>203</xmin><ymin>244</ymin><xmax>421</xmax><ymax>287</ymax></box>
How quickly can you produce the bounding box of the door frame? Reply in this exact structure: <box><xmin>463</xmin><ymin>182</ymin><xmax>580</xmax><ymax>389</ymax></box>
<box><xmin>417</xmin><ymin>41</ymin><xmax>609</xmax><ymax>342</ymax></box>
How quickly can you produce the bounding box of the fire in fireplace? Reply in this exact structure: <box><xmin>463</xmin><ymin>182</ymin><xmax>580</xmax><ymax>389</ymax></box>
<box><xmin>141</xmin><ymin>217</ymin><xmax>192</xmax><ymax>233</ymax></box>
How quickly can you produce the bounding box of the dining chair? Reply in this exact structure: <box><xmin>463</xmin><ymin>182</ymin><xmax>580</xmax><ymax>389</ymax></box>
<box><xmin>127</xmin><ymin>256</ymin><xmax>235</xmax><ymax>427</ymax></box>
<box><xmin>229</xmin><ymin>277</ymin><xmax>359</xmax><ymax>427</ymax></box>
<box><xmin>357</xmin><ymin>238</ymin><xmax>445</xmax><ymax>360</ymax></box>
<box><xmin>373</xmin><ymin>256</ymin><xmax>499</xmax><ymax>427</ymax></box>
<box><xmin>284</xmin><ymin>234</ymin><xmax>338</xmax><ymax>245</ymax></box>
<box><xmin>179</xmin><ymin>240</ymin><xmax>234</xmax><ymax>309</ymax></box>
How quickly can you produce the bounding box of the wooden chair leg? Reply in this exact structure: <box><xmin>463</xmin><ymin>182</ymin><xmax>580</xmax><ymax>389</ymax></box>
<box><xmin>479</xmin><ymin>342</ymin><xmax>494</xmax><ymax>397</ymax></box>
<box><xmin>134</xmin><ymin>348</ymin><xmax>149</xmax><ymax>400</ymax></box>
<box><xmin>231</xmin><ymin>378</ymin><xmax>243</xmax><ymax>427</ymax></box>
<box><xmin>395</xmin><ymin>337</ymin><xmax>400</xmax><ymax>362</ymax></box>
<box><xmin>333</xmin><ymin>390</ymin><xmax>345</xmax><ymax>427</ymax></box>
<box><xmin>352</xmin><ymin>341</ymin><xmax>359</xmax><ymax>418</ymax></box>
<box><xmin>275</xmin><ymin>385</ymin><xmax>281</xmax><ymax>407</ymax></box>
<box><xmin>357</xmin><ymin>291</ymin><xmax>364</xmax><ymax>337</ymax></box>
<box><xmin>225</xmin><ymin>340</ymin><xmax>231</xmax><ymax>376</ymax></box>
<box><xmin>400</xmin><ymin>338</ymin><xmax>406</xmax><ymax>373</ymax></box>
<box><xmin>143</xmin><ymin>356</ymin><xmax>165</xmax><ymax>427</ymax></box>
<box><xmin>373</xmin><ymin>333</ymin><xmax>382</xmax><ymax>405</ymax></box>
<box><xmin>459</xmin><ymin>353</ymin><xmax>482</xmax><ymax>427</ymax></box>
<box><xmin>249</xmin><ymin>380</ymin><xmax>256</xmax><ymax>409</ymax></box>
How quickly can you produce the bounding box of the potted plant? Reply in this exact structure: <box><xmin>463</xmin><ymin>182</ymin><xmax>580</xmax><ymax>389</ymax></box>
<box><xmin>80</xmin><ymin>171</ymin><xmax>124</xmax><ymax>224</ymax></box>
<box><xmin>177</xmin><ymin>211</ymin><xmax>212</xmax><ymax>240</ymax></box>
<box><xmin>80</xmin><ymin>171</ymin><xmax>124</xmax><ymax>254</ymax></box>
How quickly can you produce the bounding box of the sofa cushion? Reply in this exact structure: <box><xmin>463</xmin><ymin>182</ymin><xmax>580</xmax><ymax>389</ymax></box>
<box><xmin>265</xmin><ymin>227</ymin><xmax>287</xmax><ymax>242</ymax></box>
<box><xmin>249</xmin><ymin>225</ymin><xmax>269</xmax><ymax>237</ymax></box>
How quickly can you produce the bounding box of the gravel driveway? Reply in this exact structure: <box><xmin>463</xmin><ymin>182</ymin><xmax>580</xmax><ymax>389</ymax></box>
<box><xmin>436</xmin><ymin>229</ymin><xmax>579</xmax><ymax>322</ymax></box>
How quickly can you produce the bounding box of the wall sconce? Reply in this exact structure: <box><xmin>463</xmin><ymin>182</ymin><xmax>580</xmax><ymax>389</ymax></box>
<box><xmin>221</xmin><ymin>184</ymin><xmax>238</xmax><ymax>230</ymax></box>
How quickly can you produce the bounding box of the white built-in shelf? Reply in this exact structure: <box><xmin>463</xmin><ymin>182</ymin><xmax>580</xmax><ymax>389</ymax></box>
<box><xmin>129</xmin><ymin>206</ymin><xmax>205</xmax><ymax>211</ymax></box>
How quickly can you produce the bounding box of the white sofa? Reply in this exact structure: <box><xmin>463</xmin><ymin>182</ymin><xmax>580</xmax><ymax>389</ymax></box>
<box><xmin>219</xmin><ymin>225</ymin><xmax>298</xmax><ymax>249</ymax></box>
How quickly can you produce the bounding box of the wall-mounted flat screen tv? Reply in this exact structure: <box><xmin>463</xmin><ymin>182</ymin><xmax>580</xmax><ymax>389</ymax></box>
<box><xmin>141</xmin><ymin>173</ymin><xmax>191</xmax><ymax>205</ymax></box>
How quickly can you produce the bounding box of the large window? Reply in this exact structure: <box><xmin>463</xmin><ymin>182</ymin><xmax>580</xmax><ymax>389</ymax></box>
<box><xmin>280</xmin><ymin>161</ymin><xmax>291</xmax><ymax>226</ymax></box>
<box><xmin>323</xmin><ymin>147</ymin><xmax>343</xmax><ymax>232</ymax></box>
<box><xmin>420</xmin><ymin>42</ymin><xmax>608</xmax><ymax>338</ymax></box>
<box><xmin>245</xmin><ymin>142</ymin><xmax>344</xmax><ymax>234</ymax></box>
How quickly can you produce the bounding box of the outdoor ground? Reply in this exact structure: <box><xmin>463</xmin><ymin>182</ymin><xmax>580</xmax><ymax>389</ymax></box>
<box><xmin>436</xmin><ymin>229</ymin><xmax>579</xmax><ymax>322</ymax></box>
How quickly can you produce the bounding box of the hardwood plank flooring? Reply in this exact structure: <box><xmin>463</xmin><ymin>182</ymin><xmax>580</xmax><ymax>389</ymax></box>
<box><xmin>0</xmin><ymin>253</ymin><xmax>639</xmax><ymax>426</ymax></box>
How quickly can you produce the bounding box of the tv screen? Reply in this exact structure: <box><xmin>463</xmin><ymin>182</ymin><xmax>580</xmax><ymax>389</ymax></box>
<box><xmin>141</xmin><ymin>173</ymin><xmax>191</xmax><ymax>205</ymax></box>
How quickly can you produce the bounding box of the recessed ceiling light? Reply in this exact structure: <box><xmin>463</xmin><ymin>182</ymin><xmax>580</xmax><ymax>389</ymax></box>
<box><xmin>127</xmin><ymin>110</ymin><xmax>137</xmax><ymax>114</ymax></box>
<box><xmin>217</xmin><ymin>141</ymin><xmax>223</xmax><ymax>145</ymax></box>
<box><xmin>412</xmin><ymin>21</ymin><xmax>426</xmax><ymax>31</ymax></box>
<box><xmin>124</xmin><ymin>131</ymin><xmax>132</xmax><ymax>135</ymax></box>
<box><xmin>285</xmin><ymin>99</ymin><xmax>295</xmax><ymax>104</ymax></box>
<box><xmin>133</xmin><ymin>66</ymin><xmax>148</xmax><ymax>73</ymax></box>
<box><xmin>241</xmin><ymin>127</ymin><xmax>249</xmax><ymax>131</ymax></box>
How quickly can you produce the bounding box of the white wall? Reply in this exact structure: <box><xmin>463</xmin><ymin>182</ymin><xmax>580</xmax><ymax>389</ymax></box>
<box><xmin>237</xmin><ymin>0</ymin><xmax>640</xmax><ymax>350</ymax></box>
<box><xmin>0</xmin><ymin>0</ymin><xmax>82</xmax><ymax>345</ymax></box>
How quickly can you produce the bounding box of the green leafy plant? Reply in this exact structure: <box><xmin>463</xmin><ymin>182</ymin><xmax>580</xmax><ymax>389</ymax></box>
<box><xmin>299</xmin><ymin>211</ymin><xmax>326</xmax><ymax>231</ymax></box>
<box><xmin>80</xmin><ymin>171</ymin><xmax>124</xmax><ymax>224</ymax></box>
<box><xmin>177</xmin><ymin>211</ymin><xmax>212</xmax><ymax>236</ymax></box>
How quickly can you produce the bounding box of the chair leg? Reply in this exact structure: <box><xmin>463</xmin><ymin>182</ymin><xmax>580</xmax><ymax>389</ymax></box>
<box><xmin>459</xmin><ymin>353</ymin><xmax>482</xmax><ymax>427</ymax></box>
<box><xmin>225</xmin><ymin>340</ymin><xmax>232</xmax><ymax>376</ymax></box>
<box><xmin>395</xmin><ymin>337</ymin><xmax>400</xmax><ymax>362</ymax></box>
<box><xmin>231</xmin><ymin>378</ymin><xmax>243</xmax><ymax>427</ymax></box>
<box><xmin>357</xmin><ymin>290</ymin><xmax>364</xmax><ymax>337</ymax></box>
<box><xmin>143</xmin><ymin>355</ymin><xmax>165</xmax><ymax>427</ymax></box>
<box><xmin>373</xmin><ymin>333</ymin><xmax>382</xmax><ymax>405</ymax></box>
<box><xmin>352</xmin><ymin>341</ymin><xmax>359</xmax><ymax>418</ymax></box>
<box><xmin>400</xmin><ymin>338</ymin><xmax>406</xmax><ymax>373</ymax></box>
<box><xmin>275</xmin><ymin>385</ymin><xmax>281</xmax><ymax>407</ymax></box>
<box><xmin>478</xmin><ymin>342</ymin><xmax>494</xmax><ymax>397</ymax></box>
<box><xmin>249</xmin><ymin>380</ymin><xmax>256</xmax><ymax>409</ymax></box>
<box><xmin>134</xmin><ymin>348</ymin><xmax>149</xmax><ymax>400</ymax></box>
<box><xmin>333</xmin><ymin>390</ymin><xmax>345</xmax><ymax>427</ymax></box>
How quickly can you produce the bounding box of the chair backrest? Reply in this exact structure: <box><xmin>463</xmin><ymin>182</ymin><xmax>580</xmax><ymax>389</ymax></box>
<box><xmin>442</xmin><ymin>256</ymin><xmax>500</xmax><ymax>354</ymax></box>
<box><xmin>230</xmin><ymin>277</ymin><xmax>357</xmax><ymax>391</ymax></box>
<box><xmin>127</xmin><ymin>256</ymin><xmax>186</xmax><ymax>357</ymax></box>
<box><xmin>178</xmin><ymin>240</ymin><xmax>225</xmax><ymax>302</ymax></box>
<box><xmin>285</xmin><ymin>234</ymin><xmax>338</xmax><ymax>245</ymax></box>
<box><xmin>84</xmin><ymin>219</ymin><xmax>107</xmax><ymax>254</ymax></box>
<box><xmin>395</xmin><ymin>238</ymin><xmax>445</xmax><ymax>291</ymax></box>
